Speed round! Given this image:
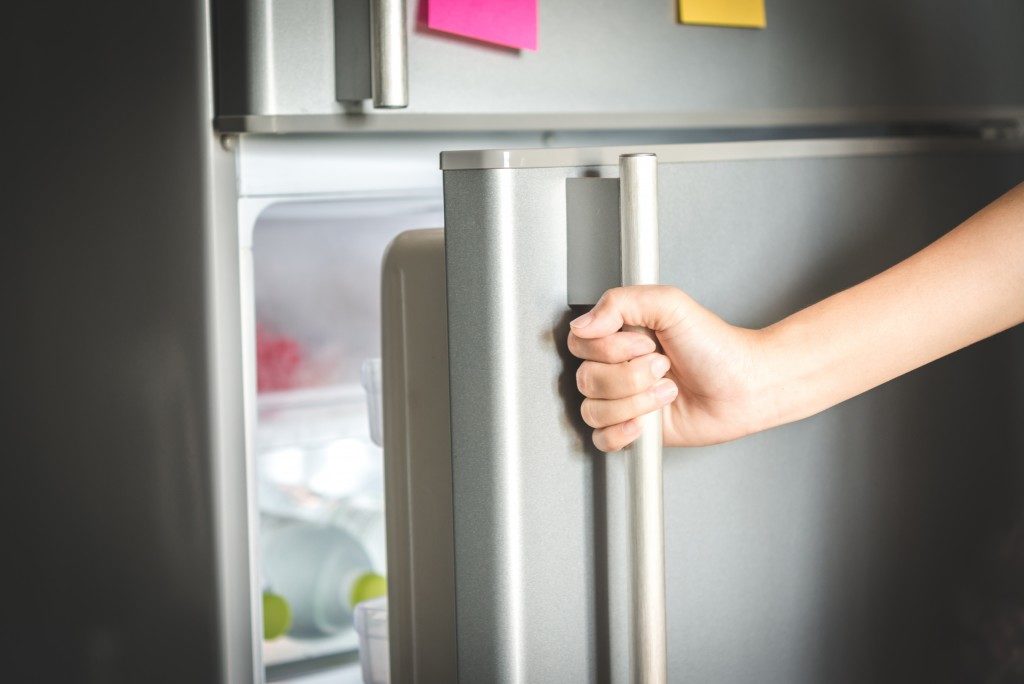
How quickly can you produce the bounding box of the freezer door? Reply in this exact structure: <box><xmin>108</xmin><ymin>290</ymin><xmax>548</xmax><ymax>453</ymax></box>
<box><xmin>440</xmin><ymin>138</ymin><xmax>1024</xmax><ymax>683</ymax></box>
<box><xmin>215</xmin><ymin>0</ymin><xmax>1024</xmax><ymax>131</ymax></box>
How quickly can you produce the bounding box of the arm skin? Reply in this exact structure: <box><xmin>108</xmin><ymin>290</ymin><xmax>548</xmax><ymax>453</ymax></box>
<box><xmin>759</xmin><ymin>181</ymin><xmax>1024</xmax><ymax>430</ymax></box>
<box><xmin>568</xmin><ymin>182</ymin><xmax>1024</xmax><ymax>452</ymax></box>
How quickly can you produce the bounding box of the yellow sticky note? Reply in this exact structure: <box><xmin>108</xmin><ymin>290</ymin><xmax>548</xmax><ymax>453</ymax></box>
<box><xmin>679</xmin><ymin>0</ymin><xmax>766</xmax><ymax>29</ymax></box>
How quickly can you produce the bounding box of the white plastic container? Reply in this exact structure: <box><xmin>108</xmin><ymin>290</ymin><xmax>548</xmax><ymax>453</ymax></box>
<box><xmin>354</xmin><ymin>597</ymin><xmax>390</xmax><ymax>684</ymax></box>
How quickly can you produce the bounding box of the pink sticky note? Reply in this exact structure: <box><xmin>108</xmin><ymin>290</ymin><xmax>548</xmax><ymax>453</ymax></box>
<box><xmin>425</xmin><ymin>0</ymin><xmax>538</xmax><ymax>51</ymax></box>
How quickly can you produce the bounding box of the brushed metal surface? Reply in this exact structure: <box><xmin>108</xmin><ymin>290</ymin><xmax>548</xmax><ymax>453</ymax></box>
<box><xmin>619</xmin><ymin>154</ymin><xmax>668</xmax><ymax>684</ymax></box>
<box><xmin>441</xmin><ymin>136</ymin><xmax>1024</xmax><ymax>171</ymax></box>
<box><xmin>216</xmin><ymin>0</ymin><xmax>1024</xmax><ymax>122</ymax></box>
<box><xmin>9</xmin><ymin>0</ymin><xmax>254</xmax><ymax>681</ymax></box>
<box><xmin>335</xmin><ymin>0</ymin><xmax>373</xmax><ymax>102</ymax></box>
<box><xmin>567</xmin><ymin>177</ymin><xmax>621</xmax><ymax>306</ymax></box>
<box><xmin>442</xmin><ymin>142</ymin><xmax>1024</xmax><ymax>682</ymax></box>
<box><xmin>216</xmin><ymin>109</ymin><xmax>1024</xmax><ymax>134</ymax></box>
<box><xmin>370</xmin><ymin>0</ymin><xmax>409</xmax><ymax>108</ymax></box>
<box><xmin>445</xmin><ymin>166</ymin><xmax>606</xmax><ymax>682</ymax></box>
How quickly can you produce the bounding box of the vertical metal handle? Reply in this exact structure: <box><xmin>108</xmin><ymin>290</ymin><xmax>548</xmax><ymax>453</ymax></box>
<box><xmin>619</xmin><ymin>153</ymin><xmax>668</xmax><ymax>684</ymax></box>
<box><xmin>370</xmin><ymin>0</ymin><xmax>409</xmax><ymax>108</ymax></box>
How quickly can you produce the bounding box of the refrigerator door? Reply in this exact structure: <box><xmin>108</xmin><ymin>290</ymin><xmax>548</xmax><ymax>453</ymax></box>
<box><xmin>11</xmin><ymin>0</ymin><xmax>254</xmax><ymax>682</ymax></box>
<box><xmin>435</xmin><ymin>138</ymin><xmax>1024</xmax><ymax>683</ymax></box>
<box><xmin>215</xmin><ymin>0</ymin><xmax>1024</xmax><ymax>131</ymax></box>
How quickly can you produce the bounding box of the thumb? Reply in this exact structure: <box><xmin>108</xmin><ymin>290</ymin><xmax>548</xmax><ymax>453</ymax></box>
<box><xmin>568</xmin><ymin>285</ymin><xmax>698</xmax><ymax>339</ymax></box>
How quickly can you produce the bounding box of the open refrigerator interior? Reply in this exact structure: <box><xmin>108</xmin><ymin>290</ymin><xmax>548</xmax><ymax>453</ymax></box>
<box><xmin>248</xmin><ymin>196</ymin><xmax>444</xmax><ymax>681</ymax></box>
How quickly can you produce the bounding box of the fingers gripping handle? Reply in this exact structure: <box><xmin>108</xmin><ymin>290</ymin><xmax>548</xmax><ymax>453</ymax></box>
<box><xmin>619</xmin><ymin>153</ymin><xmax>668</xmax><ymax>684</ymax></box>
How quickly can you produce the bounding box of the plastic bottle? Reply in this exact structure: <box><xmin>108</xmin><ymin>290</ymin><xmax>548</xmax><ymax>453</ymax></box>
<box><xmin>262</xmin><ymin>515</ymin><xmax>386</xmax><ymax>638</ymax></box>
<box><xmin>330</xmin><ymin>498</ymin><xmax>387</xmax><ymax>573</ymax></box>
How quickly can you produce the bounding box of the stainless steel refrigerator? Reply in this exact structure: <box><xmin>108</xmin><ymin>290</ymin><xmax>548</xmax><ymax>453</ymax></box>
<box><xmin>11</xmin><ymin>0</ymin><xmax>1024</xmax><ymax>682</ymax></box>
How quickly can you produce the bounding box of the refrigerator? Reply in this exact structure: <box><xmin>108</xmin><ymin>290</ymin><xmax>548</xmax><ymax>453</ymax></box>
<box><xmin>11</xmin><ymin>0</ymin><xmax>1024</xmax><ymax>682</ymax></box>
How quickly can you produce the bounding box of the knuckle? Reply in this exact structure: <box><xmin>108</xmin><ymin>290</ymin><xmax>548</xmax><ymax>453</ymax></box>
<box><xmin>612</xmin><ymin>338</ymin><xmax>637</xmax><ymax>362</ymax></box>
<box><xmin>625</xmin><ymin>333</ymin><xmax>655</xmax><ymax>357</ymax></box>
<box><xmin>603</xmin><ymin>287</ymin><xmax>625</xmax><ymax>306</ymax></box>
<box><xmin>629</xmin><ymin>391</ymin><xmax>651</xmax><ymax>416</ymax></box>
<box><xmin>629</xmin><ymin>363</ymin><xmax>649</xmax><ymax>392</ymax></box>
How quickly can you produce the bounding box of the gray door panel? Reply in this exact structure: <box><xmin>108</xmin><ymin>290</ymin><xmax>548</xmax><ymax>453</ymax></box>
<box><xmin>216</xmin><ymin>0</ymin><xmax>1024</xmax><ymax>128</ymax></box>
<box><xmin>10</xmin><ymin>0</ymin><xmax>254</xmax><ymax>682</ymax></box>
<box><xmin>442</xmin><ymin>142</ymin><xmax>1024</xmax><ymax>682</ymax></box>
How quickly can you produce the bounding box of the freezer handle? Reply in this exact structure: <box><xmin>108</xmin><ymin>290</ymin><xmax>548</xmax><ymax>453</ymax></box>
<box><xmin>619</xmin><ymin>153</ymin><xmax>668</xmax><ymax>684</ymax></box>
<box><xmin>370</xmin><ymin>0</ymin><xmax>409</xmax><ymax>108</ymax></box>
<box><xmin>335</xmin><ymin>0</ymin><xmax>409</xmax><ymax>109</ymax></box>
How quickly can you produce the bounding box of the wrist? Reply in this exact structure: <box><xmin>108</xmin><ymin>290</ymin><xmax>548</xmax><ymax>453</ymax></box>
<box><xmin>745</xmin><ymin>319</ymin><xmax>820</xmax><ymax>434</ymax></box>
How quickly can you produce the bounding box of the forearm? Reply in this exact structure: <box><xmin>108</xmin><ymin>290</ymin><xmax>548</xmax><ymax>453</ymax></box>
<box><xmin>757</xmin><ymin>182</ymin><xmax>1024</xmax><ymax>430</ymax></box>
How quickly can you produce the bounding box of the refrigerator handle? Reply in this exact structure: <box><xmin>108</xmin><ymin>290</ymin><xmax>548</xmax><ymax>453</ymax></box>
<box><xmin>619</xmin><ymin>153</ymin><xmax>668</xmax><ymax>684</ymax></box>
<box><xmin>370</xmin><ymin>0</ymin><xmax>409</xmax><ymax>108</ymax></box>
<box><xmin>335</xmin><ymin>0</ymin><xmax>409</xmax><ymax>109</ymax></box>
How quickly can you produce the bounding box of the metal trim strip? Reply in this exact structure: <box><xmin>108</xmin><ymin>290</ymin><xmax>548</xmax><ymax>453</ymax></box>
<box><xmin>440</xmin><ymin>136</ymin><xmax>1024</xmax><ymax>171</ymax></box>
<box><xmin>216</xmin><ymin>108</ymin><xmax>1024</xmax><ymax>135</ymax></box>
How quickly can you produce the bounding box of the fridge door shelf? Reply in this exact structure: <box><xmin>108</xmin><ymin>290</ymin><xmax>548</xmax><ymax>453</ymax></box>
<box><xmin>263</xmin><ymin>632</ymin><xmax>360</xmax><ymax>670</ymax></box>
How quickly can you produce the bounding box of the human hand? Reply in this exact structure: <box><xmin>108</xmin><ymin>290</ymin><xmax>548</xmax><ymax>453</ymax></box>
<box><xmin>568</xmin><ymin>285</ymin><xmax>773</xmax><ymax>451</ymax></box>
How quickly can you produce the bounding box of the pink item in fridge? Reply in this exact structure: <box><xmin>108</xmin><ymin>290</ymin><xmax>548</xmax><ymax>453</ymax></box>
<box><xmin>256</xmin><ymin>324</ymin><xmax>304</xmax><ymax>392</ymax></box>
<box><xmin>424</xmin><ymin>0</ymin><xmax>538</xmax><ymax>51</ymax></box>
